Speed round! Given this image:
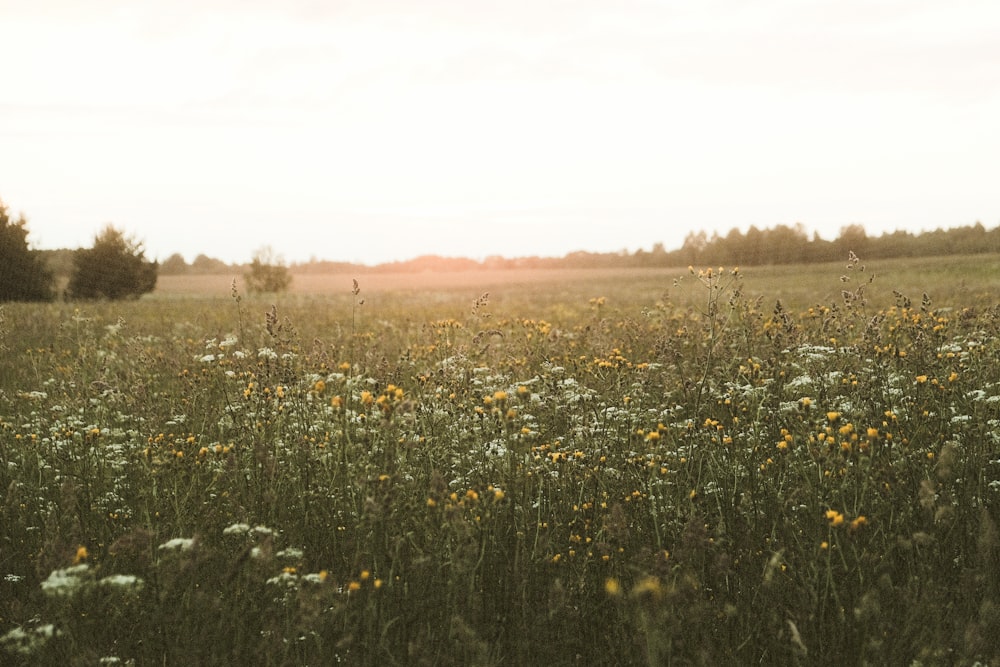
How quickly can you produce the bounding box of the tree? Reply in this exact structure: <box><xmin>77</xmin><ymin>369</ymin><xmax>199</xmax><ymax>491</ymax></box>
<box><xmin>67</xmin><ymin>225</ymin><xmax>158</xmax><ymax>300</ymax></box>
<box><xmin>159</xmin><ymin>253</ymin><xmax>189</xmax><ymax>275</ymax></box>
<box><xmin>191</xmin><ymin>254</ymin><xmax>230</xmax><ymax>273</ymax></box>
<box><xmin>244</xmin><ymin>246</ymin><xmax>292</xmax><ymax>293</ymax></box>
<box><xmin>0</xmin><ymin>199</ymin><xmax>55</xmax><ymax>302</ymax></box>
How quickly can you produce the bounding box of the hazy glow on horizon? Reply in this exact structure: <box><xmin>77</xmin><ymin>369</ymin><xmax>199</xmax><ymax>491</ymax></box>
<box><xmin>2</xmin><ymin>0</ymin><xmax>999</xmax><ymax>265</ymax></box>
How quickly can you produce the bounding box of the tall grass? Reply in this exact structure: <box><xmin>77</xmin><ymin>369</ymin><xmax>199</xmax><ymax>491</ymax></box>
<box><xmin>2</xmin><ymin>257</ymin><xmax>1000</xmax><ymax>665</ymax></box>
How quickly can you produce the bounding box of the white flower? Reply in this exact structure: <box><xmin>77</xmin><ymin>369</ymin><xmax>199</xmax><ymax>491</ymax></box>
<box><xmin>223</xmin><ymin>522</ymin><xmax>251</xmax><ymax>536</ymax></box>
<box><xmin>99</xmin><ymin>574</ymin><xmax>144</xmax><ymax>590</ymax></box>
<box><xmin>41</xmin><ymin>564</ymin><xmax>92</xmax><ymax>597</ymax></box>
<box><xmin>158</xmin><ymin>537</ymin><xmax>195</xmax><ymax>552</ymax></box>
<box><xmin>266</xmin><ymin>572</ymin><xmax>299</xmax><ymax>587</ymax></box>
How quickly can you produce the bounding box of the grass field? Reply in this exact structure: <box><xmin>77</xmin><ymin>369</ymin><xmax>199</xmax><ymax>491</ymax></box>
<box><xmin>2</xmin><ymin>255</ymin><xmax>1000</xmax><ymax>665</ymax></box>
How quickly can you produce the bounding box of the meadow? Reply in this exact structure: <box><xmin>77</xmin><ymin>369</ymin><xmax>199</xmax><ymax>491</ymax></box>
<box><xmin>2</xmin><ymin>255</ymin><xmax>1000</xmax><ymax>665</ymax></box>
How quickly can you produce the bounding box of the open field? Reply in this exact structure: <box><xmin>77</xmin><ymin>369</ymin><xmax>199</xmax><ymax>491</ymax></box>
<box><xmin>2</xmin><ymin>254</ymin><xmax>1000</xmax><ymax>665</ymax></box>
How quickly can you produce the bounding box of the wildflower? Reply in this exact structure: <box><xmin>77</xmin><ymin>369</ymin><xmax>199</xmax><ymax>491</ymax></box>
<box><xmin>99</xmin><ymin>574</ymin><xmax>144</xmax><ymax>590</ymax></box>
<box><xmin>41</xmin><ymin>565</ymin><xmax>92</xmax><ymax>597</ymax></box>
<box><xmin>631</xmin><ymin>576</ymin><xmax>663</xmax><ymax>600</ymax></box>
<box><xmin>916</xmin><ymin>375</ymin><xmax>928</xmax><ymax>384</ymax></box>
<box><xmin>73</xmin><ymin>545</ymin><xmax>88</xmax><ymax>564</ymax></box>
<box><xmin>825</xmin><ymin>510</ymin><xmax>845</xmax><ymax>527</ymax></box>
<box><xmin>158</xmin><ymin>537</ymin><xmax>195</xmax><ymax>552</ymax></box>
<box><xmin>348</xmin><ymin>581</ymin><xmax>361</xmax><ymax>592</ymax></box>
<box><xmin>360</xmin><ymin>391</ymin><xmax>374</xmax><ymax>406</ymax></box>
<box><xmin>223</xmin><ymin>522</ymin><xmax>251</xmax><ymax>536</ymax></box>
<box><xmin>849</xmin><ymin>516</ymin><xmax>867</xmax><ymax>532</ymax></box>
<box><xmin>604</xmin><ymin>578</ymin><xmax>621</xmax><ymax>597</ymax></box>
<box><xmin>331</xmin><ymin>395</ymin><xmax>344</xmax><ymax>409</ymax></box>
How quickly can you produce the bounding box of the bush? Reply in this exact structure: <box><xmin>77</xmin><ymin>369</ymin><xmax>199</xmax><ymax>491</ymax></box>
<box><xmin>0</xmin><ymin>200</ymin><xmax>55</xmax><ymax>302</ymax></box>
<box><xmin>66</xmin><ymin>225</ymin><xmax>157</xmax><ymax>300</ymax></box>
<box><xmin>244</xmin><ymin>246</ymin><xmax>292</xmax><ymax>294</ymax></box>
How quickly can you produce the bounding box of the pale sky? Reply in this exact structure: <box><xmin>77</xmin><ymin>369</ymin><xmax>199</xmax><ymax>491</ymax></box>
<box><xmin>2</xmin><ymin>0</ymin><xmax>999</xmax><ymax>265</ymax></box>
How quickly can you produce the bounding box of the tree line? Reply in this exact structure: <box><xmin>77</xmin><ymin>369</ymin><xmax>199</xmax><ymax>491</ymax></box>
<box><xmin>4</xmin><ymin>195</ymin><xmax>998</xmax><ymax>302</ymax></box>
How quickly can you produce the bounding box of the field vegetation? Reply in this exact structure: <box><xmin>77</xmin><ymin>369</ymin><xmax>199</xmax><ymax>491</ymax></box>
<box><xmin>2</xmin><ymin>255</ymin><xmax>1000</xmax><ymax>665</ymax></box>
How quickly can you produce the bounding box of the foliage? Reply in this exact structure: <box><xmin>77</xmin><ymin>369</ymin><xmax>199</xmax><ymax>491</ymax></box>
<box><xmin>66</xmin><ymin>225</ymin><xmax>158</xmax><ymax>300</ymax></box>
<box><xmin>0</xmin><ymin>200</ymin><xmax>55</xmax><ymax>302</ymax></box>
<box><xmin>244</xmin><ymin>246</ymin><xmax>292</xmax><ymax>294</ymax></box>
<box><xmin>159</xmin><ymin>253</ymin><xmax>189</xmax><ymax>275</ymax></box>
<box><xmin>2</xmin><ymin>262</ymin><xmax>1000</xmax><ymax>665</ymax></box>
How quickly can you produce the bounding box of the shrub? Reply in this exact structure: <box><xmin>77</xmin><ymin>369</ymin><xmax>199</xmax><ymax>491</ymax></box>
<box><xmin>244</xmin><ymin>246</ymin><xmax>292</xmax><ymax>294</ymax></box>
<box><xmin>66</xmin><ymin>225</ymin><xmax>157</xmax><ymax>300</ymax></box>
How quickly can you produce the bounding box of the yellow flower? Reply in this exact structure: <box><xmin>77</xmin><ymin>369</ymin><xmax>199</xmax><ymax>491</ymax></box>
<box><xmin>73</xmin><ymin>545</ymin><xmax>88</xmax><ymax>564</ymax></box>
<box><xmin>360</xmin><ymin>391</ymin><xmax>374</xmax><ymax>406</ymax></box>
<box><xmin>631</xmin><ymin>576</ymin><xmax>663</xmax><ymax>600</ymax></box>
<box><xmin>348</xmin><ymin>581</ymin><xmax>361</xmax><ymax>592</ymax></box>
<box><xmin>825</xmin><ymin>509</ymin><xmax>844</xmax><ymax>527</ymax></box>
<box><xmin>604</xmin><ymin>578</ymin><xmax>621</xmax><ymax>597</ymax></box>
<box><xmin>849</xmin><ymin>515</ymin><xmax>867</xmax><ymax>532</ymax></box>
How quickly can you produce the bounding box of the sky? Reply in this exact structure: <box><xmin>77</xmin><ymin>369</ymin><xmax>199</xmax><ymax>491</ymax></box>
<box><xmin>2</xmin><ymin>0</ymin><xmax>999</xmax><ymax>266</ymax></box>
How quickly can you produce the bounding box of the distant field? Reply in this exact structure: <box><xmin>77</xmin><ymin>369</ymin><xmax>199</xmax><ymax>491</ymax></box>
<box><xmin>157</xmin><ymin>253</ymin><xmax>1000</xmax><ymax>311</ymax></box>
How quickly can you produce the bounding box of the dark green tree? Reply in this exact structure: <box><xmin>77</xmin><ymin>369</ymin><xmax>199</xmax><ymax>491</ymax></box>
<box><xmin>244</xmin><ymin>246</ymin><xmax>292</xmax><ymax>294</ymax></box>
<box><xmin>0</xmin><ymin>199</ymin><xmax>56</xmax><ymax>302</ymax></box>
<box><xmin>67</xmin><ymin>225</ymin><xmax>158</xmax><ymax>300</ymax></box>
